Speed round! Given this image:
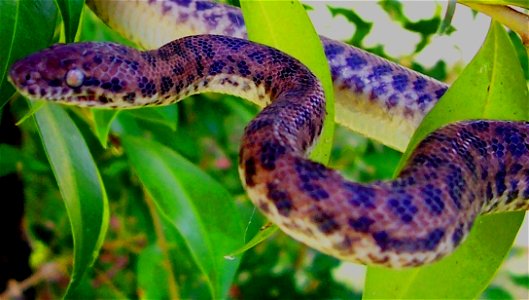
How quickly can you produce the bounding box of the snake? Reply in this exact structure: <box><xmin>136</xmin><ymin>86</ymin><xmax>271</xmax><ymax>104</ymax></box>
<box><xmin>7</xmin><ymin>0</ymin><xmax>529</xmax><ymax>268</ymax></box>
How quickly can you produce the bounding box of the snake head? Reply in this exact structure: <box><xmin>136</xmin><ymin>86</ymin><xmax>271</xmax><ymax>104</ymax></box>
<box><xmin>9</xmin><ymin>42</ymin><xmax>145</xmax><ymax>107</ymax></box>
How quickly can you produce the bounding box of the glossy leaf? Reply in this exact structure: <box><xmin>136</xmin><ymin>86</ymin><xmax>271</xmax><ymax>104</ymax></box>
<box><xmin>0</xmin><ymin>0</ymin><xmax>58</xmax><ymax>108</ymax></box>
<box><xmin>56</xmin><ymin>0</ymin><xmax>84</xmax><ymax>43</ymax></box>
<box><xmin>33</xmin><ymin>103</ymin><xmax>109</xmax><ymax>296</ymax></box>
<box><xmin>122</xmin><ymin>136</ymin><xmax>244</xmax><ymax>298</ymax></box>
<box><xmin>240</xmin><ymin>0</ymin><xmax>335</xmax><ymax>164</ymax></box>
<box><xmin>365</xmin><ymin>21</ymin><xmax>528</xmax><ymax>299</ymax></box>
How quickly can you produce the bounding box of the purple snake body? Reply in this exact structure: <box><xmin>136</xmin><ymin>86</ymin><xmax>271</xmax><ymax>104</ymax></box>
<box><xmin>8</xmin><ymin>1</ymin><xmax>529</xmax><ymax>267</ymax></box>
<box><xmin>88</xmin><ymin>0</ymin><xmax>448</xmax><ymax>150</ymax></box>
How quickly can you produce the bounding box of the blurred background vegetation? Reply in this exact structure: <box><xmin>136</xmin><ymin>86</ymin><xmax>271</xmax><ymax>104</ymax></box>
<box><xmin>0</xmin><ymin>0</ymin><xmax>527</xmax><ymax>299</ymax></box>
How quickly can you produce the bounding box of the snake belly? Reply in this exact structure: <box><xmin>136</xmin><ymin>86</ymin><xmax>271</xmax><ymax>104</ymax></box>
<box><xmin>8</xmin><ymin>34</ymin><xmax>529</xmax><ymax>267</ymax></box>
<box><xmin>86</xmin><ymin>0</ymin><xmax>448</xmax><ymax>151</ymax></box>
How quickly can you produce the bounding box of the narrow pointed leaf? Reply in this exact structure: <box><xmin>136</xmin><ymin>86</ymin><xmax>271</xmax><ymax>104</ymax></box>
<box><xmin>365</xmin><ymin>21</ymin><xmax>528</xmax><ymax>299</ymax></box>
<box><xmin>33</xmin><ymin>103</ymin><xmax>109</xmax><ymax>296</ymax></box>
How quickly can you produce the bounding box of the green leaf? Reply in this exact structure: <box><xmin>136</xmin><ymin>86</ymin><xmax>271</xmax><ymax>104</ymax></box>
<box><xmin>0</xmin><ymin>0</ymin><xmax>58</xmax><ymax>108</ymax></box>
<box><xmin>124</xmin><ymin>105</ymin><xmax>178</xmax><ymax>131</ymax></box>
<box><xmin>0</xmin><ymin>144</ymin><xmax>21</xmax><ymax>176</ymax></box>
<box><xmin>55</xmin><ymin>0</ymin><xmax>84</xmax><ymax>43</ymax></box>
<box><xmin>240</xmin><ymin>0</ymin><xmax>335</xmax><ymax>164</ymax></box>
<box><xmin>33</xmin><ymin>103</ymin><xmax>109</xmax><ymax>296</ymax></box>
<box><xmin>137</xmin><ymin>245</ymin><xmax>170</xmax><ymax>299</ymax></box>
<box><xmin>380</xmin><ymin>0</ymin><xmax>442</xmax><ymax>53</ymax></box>
<box><xmin>328</xmin><ymin>6</ymin><xmax>373</xmax><ymax>47</ymax></box>
<box><xmin>364</xmin><ymin>21</ymin><xmax>528</xmax><ymax>299</ymax></box>
<box><xmin>121</xmin><ymin>136</ymin><xmax>244</xmax><ymax>298</ymax></box>
<box><xmin>92</xmin><ymin>110</ymin><xmax>119</xmax><ymax>148</ymax></box>
<box><xmin>0</xmin><ymin>143</ymin><xmax>48</xmax><ymax>176</ymax></box>
<box><xmin>227</xmin><ymin>222</ymin><xmax>278</xmax><ymax>257</ymax></box>
<box><xmin>93</xmin><ymin>105</ymin><xmax>177</xmax><ymax>149</ymax></box>
<box><xmin>469</xmin><ymin>0</ymin><xmax>529</xmax><ymax>10</ymax></box>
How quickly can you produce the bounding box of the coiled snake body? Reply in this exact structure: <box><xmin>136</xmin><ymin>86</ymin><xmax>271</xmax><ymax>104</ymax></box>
<box><xmin>8</xmin><ymin>1</ymin><xmax>529</xmax><ymax>267</ymax></box>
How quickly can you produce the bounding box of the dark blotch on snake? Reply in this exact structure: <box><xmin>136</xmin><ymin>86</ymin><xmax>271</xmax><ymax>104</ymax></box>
<box><xmin>413</xmin><ymin>77</ymin><xmax>427</xmax><ymax>91</ymax></box>
<box><xmin>160</xmin><ymin>76</ymin><xmax>174</xmax><ymax>94</ymax></box>
<box><xmin>244</xmin><ymin>157</ymin><xmax>257</xmax><ymax>187</ymax></box>
<box><xmin>312</xmin><ymin>210</ymin><xmax>340</xmax><ymax>234</ymax></box>
<box><xmin>267</xmin><ymin>183</ymin><xmax>293</xmax><ymax>217</ymax></box>
<box><xmin>259</xmin><ymin>140</ymin><xmax>286</xmax><ymax>170</ymax></box>
<box><xmin>345</xmin><ymin>54</ymin><xmax>366</xmax><ymax>70</ymax></box>
<box><xmin>343</xmin><ymin>183</ymin><xmax>376</xmax><ymax>209</ymax></box>
<box><xmin>421</xmin><ymin>184</ymin><xmax>444</xmax><ymax>216</ymax></box>
<box><xmin>348</xmin><ymin>216</ymin><xmax>375</xmax><ymax>233</ymax></box>
<box><xmin>387</xmin><ymin>191</ymin><xmax>418</xmax><ymax>224</ymax></box>
<box><xmin>373</xmin><ymin>228</ymin><xmax>444</xmax><ymax>253</ymax></box>
<box><xmin>391</xmin><ymin>74</ymin><xmax>409</xmax><ymax>92</ymax></box>
<box><xmin>300</xmin><ymin>182</ymin><xmax>329</xmax><ymax>201</ymax></box>
<box><xmin>123</xmin><ymin>92</ymin><xmax>136</xmax><ymax>103</ymax></box>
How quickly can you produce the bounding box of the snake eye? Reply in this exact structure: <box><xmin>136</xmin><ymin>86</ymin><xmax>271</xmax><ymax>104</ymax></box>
<box><xmin>65</xmin><ymin>69</ymin><xmax>84</xmax><ymax>88</ymax></box>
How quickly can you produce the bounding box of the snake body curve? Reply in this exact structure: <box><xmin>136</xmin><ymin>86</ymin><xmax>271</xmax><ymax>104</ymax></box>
<box><xmin>87</xmin><ymin>0</ymin><xmax>448</xmax><ymax>151</ymax></box>
<box><xmin>9</xmin><ymin>30</ymin><xmax>529</xmax><ymax>266</ymax></box>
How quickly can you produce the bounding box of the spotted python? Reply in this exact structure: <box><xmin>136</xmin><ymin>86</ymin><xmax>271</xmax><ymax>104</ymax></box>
<box><xmin>8</xmin><ymin>0</ymin><xmax>529</xmax><ymax>267</ymax></box>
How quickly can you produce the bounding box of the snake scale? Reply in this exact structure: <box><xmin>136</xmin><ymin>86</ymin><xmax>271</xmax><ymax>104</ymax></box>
<box><xmin>8</xmin><ymin>0</ymin><xmax>529</xmax><ymax>267</ymax></box>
